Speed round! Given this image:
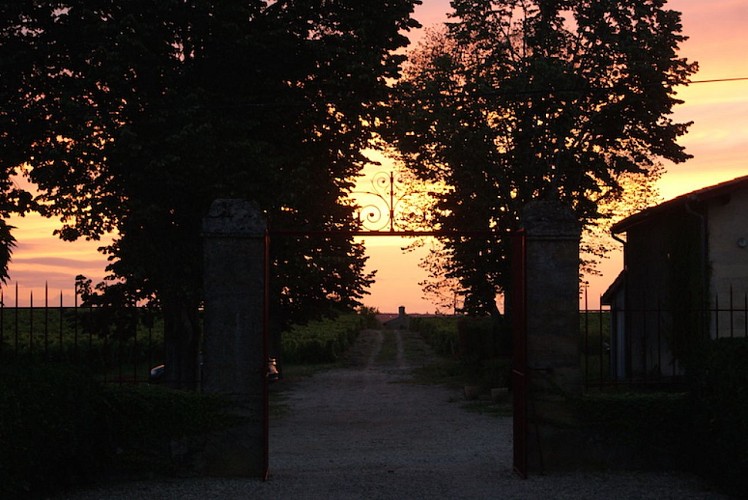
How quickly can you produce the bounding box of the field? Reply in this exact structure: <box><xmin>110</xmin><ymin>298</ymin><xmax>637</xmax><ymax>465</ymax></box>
<box><xmin>0</xmin><ymin>306</ymin><xmax>164</xmax><ymax>382</ymax></box>
<box><xmin>1</xmin><ymin>306</ymin><xmax>377</xmax><ymax>383</ymax></box>
<box><xmin>580</xmin><ymin>310</ymin><xmax>611</xmax><ymax>385</ymax></box>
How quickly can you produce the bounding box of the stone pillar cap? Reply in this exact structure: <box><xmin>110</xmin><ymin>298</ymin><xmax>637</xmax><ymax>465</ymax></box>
<box><xmin>521</xmin><ymin>198</ymin><xmax>580</xmax><ymax>236</ymax></box>
<box><xmin>203</xmin><ymin>199</ymin><xmax>266</xmax><ymax>236</ymax></box>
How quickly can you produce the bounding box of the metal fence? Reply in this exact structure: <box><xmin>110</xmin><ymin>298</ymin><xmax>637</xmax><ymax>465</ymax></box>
<box><xmin>581</xmin><ymin>288</ymin><xmax>748</xmax><ymax>389</ymax></box>
<box><xmin>0</xmin><ymin>284</ymin><xmax>164</xmax><ymax>384</ymax></box>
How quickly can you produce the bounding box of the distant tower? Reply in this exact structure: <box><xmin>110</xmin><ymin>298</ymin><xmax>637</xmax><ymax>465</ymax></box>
<box><xmin>385</xmin><ymin>306</ymin><xmax>409</xmax><ymax>329</ymax></box>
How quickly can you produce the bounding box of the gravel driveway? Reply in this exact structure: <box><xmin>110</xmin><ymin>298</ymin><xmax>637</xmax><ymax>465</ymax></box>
<box><xmin>61</xmin><ymin>329</ymin><xmax>726</xmax><ymax>499</ymax></box>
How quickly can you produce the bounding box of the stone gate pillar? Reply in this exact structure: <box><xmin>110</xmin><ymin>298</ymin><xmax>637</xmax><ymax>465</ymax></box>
<box><xmin>522</xmin><ymin>198</ymin><xmax>582</xmax><ymax>472</ymax></box>
<box><xmin>201</xmin><ymin>199</ymin><xmax>266</xmax><ymax>477</ymax></box>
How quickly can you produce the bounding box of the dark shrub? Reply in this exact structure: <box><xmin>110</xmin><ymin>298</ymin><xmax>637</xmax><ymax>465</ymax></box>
<box><xmin>281</xmin><ymin>313</ymin><xmax>366</xmax><ymax>364</ymax></box>
<box><xmin>688</xmin><ymin>338</ymin><xmax>748</xmax><ymax>495</ymax></box>
<box><xmin>575</xmin><ymin>391</ymin><xmax>691</xmax><ymax>470</ymax></box>
<box><xmin>479</xmin><ymin>357</ymin><xmax>511</xmax><ymax>389</ymax></box>
<box><xmin>409</xmin><ymin>316</ymin><xmax>459</xmax><ymax>358</ymax></box>
<box><xmin>457</xmin><ymin>316</ymin><xmax>510</xmax><ymax>361</ymax></box>
<box><xmin>0</xmin><ymin>361</ymin><xmax>238</xmax><ymax>499</ymax></box>
<box><xmin>101</xmin><ymin>384</ymin><xmax>239</xmax><ymax>473</ymax></box>
<box><xmin>0</xmin><ymin>362</ymin><xmax>111</xmax><ymax>498</ymax></box>
<box><xmin>411</xmin><ymin>316</ymin><xmax>511</xmax><ymax>389</ymax></box>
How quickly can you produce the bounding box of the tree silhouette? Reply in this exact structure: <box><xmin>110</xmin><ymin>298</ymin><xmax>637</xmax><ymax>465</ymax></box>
<box><xmin>0</xmin><ymin>0</ymin><xmax>420</xmax><ymax>387</ymax></box>
<box><xmin>385</xmin><ymin>1</ymin><xmax>697</xmax><ymax>315</ymax></box>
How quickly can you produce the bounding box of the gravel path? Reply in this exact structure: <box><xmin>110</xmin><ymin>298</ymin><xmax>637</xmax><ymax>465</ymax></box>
<box><xmin>61</xmin><ymin>329</ymin><xmax>727</xmax><ymax>499</ymax></box>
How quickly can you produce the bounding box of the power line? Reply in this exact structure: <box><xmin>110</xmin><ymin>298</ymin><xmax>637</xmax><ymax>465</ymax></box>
<box><xmin>689</xmin><ymin>77</ymin><xmax>748</xmax><ymax>84</ymax></box>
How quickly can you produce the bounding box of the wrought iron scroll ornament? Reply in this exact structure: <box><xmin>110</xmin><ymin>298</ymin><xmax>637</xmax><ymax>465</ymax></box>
<box><xmin>351</xmin><ymin>171</ymin><xmax>411</xmax><ymax>232</ymax></box>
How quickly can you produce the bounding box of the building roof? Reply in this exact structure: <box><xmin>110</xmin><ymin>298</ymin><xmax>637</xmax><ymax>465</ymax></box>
<box><xmin>601</xmin><ymin>270</ymin><xmax>626</xmax><ymax>305</ymax></box>
<box><xmin>611</xmin><ymin>174</ymin><xmax>748</xmax><ymax>235</ymax></box>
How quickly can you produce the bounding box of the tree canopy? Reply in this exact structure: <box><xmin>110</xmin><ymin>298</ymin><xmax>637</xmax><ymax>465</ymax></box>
<box><xmin>385</xmin><ymin>0</ymin><xmax>697</xmax><ymax>315</ymax></box>
<box><xmin>0</xmin><ymin>0</ymin><xmax>421</xmax><ymax>386</ymax></box>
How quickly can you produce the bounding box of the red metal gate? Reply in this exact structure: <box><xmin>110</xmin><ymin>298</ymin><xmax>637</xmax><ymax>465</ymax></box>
<box><xmin>262</xmin><ymin>230</ymin><xmax>271</xmax><ymax>480</ymax></box>
<box><xmin>511</xmin><ymin>229</ymin><xmax>528</xmax><ymax>478</ymax></box>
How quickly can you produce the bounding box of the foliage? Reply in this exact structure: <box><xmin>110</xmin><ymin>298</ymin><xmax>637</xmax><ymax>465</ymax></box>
<box><xmin>579</xmin><ymin>310</ymin><xmax>611</xmax><ymax>383</ymax></box>
<box><xmin>0</xmin><ymin>0</ymin><xmax>421</xmax><ymax>387</ymax></box>
<box><xmin>688</xmin><ymin>338</ymin><xmax>748</xmax><ymax>496</ymax></box>
<box><xmin>0</xmin><ymin>360</ymin><xmax>237</xmax><ymax>499</ymax></box>
<box><xmin>479</xmin><ymin>356</ymin><xmax>511</xmax><ymax>389</ymax></box>
<box><xmin>458</xmin><ymin>315</ymin><xmax>509</xmax><ymax>361</ymax></box>
<box><xmin>385</xmin><ymin>1</ymin><xmax>697</xmax><ymax>314</ymax></box>
<box><xmin>0</xmin><ymin>219</ymin><xmax>19</xmax><ymax>282</ymax></box>
<box><xmin>413</xmin><ymin>238</ymin><xmax>465</xmax><ymax>313</ymax></box>
<box><xmin>0</xmin><ymin>362</ymin><xmax>109</xmax><ymax>498</ymax></box>
<box><xmin>410</xmin><ymin>357</ymin><xmax>467</xmax><ymax>387</ymax></box>
<box><xmin>573</xmin><ymin>336</ymin><xmax>748</xmax><ymax>493</ymax></box>
<box><xmin>579</xmin><ymin>310</ymin><xmax>610</xmax><ymax>352</ymax></box>
<box><xmin>579</xmin><ymin>171</ymin><xmax>665</xmax><ymax>278</ymax></box>
<box><xmin>281</xmin><ymin>312</ymin><xmax>372</xmax><ymax>365</ymax></box>
<box><xmin>101</xmin><ymin>384</ymin><xmax>242</xmax><ymax>473</ymax></box>
<box><xmin>75</xmin><ymin>275</ymin><xmax>161</xmax><ymax>340</ymax></box>
<box><xmin>410</xmin><ymin>315</ymin><xmax>510</xmax><ymax>388</ymax></box>
<box><xmin>457</xmin><ymin>315</ymin><xmax>511</xmax><ymax>389</ymax></box>
<box><xmin>409</xmin><ymin>316</ymin><xmax>460</xmax><ymax>358</ymax></box>
<box><xmin>0</xmin><ymin>305</ymin><xmax>164</xmax><ymax>380</ymax></box>
<box><xmin>574</xmin><ymin>391</ymin><xmax>690</xmax><ymax>469</ymax></box>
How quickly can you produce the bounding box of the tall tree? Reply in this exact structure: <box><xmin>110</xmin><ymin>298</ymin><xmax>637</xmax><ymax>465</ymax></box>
<box><xmin>0</xmin><ymin>0</ymin><xmax>420</xmax><ymax>387</ymax></box>
<box><xmin>385</xmin><ymin>1</ymin><xmax>697</xmax><ymax>315</ymax></box>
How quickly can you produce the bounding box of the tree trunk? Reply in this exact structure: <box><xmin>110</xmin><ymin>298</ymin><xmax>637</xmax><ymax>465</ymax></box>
<box><xmin>162</xmin><ymin>294</ymin><xmax>201</xmax><ymax>390</ymax></box>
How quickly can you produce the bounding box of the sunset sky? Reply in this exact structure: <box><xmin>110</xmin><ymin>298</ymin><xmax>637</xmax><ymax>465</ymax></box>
<box><xmin>4</xmin><ymin>0</ymin><xmax>748</xmax><ymax>311</ymax></box>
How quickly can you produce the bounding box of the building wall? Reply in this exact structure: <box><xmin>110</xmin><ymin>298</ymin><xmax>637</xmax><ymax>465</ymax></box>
<box><xmin>623</xmin><ymin>209</ymin><xmax>705</xmax><ymax>378</ymax></box>
<box><xmin>624</xmin><ymin>216</ymin><xmax>675</xmax><ymax>377</ymax></box>
<box><xmin>607</xmin><ymin>282</ymin><xmax>627</xmax><ymax>380</ymax></box>
<box><xmin>708</xmin><ymin>188</ymin><xmax>748</xmax><ymax>338</ymax></box>
<box><xmin>610</xmin><ymin>182</ymin><xmax>748</xmax><ymax>379</ymax></box>
<box><xmin>626</xmin><ymin>217</ymin><xmax>671</xmax><ymax>308</ymax></box>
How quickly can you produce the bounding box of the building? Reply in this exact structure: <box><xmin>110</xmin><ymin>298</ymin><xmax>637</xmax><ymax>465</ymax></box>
<box><xmin>381</xmin><ymin>306</ymin><xmax>409</xmax><ymax>329</ymax></box>
<box><xmin>603</xmin><ymin>175</ymin><xmax>748</xmax><ymax>380</ymax></box>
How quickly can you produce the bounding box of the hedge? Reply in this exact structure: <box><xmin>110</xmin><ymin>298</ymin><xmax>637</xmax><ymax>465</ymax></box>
<box><xmin>0</xmin><ymin>361</ymin><xmax>236</xmax><ymax>499</ymax></box>
<box><xmin>688</xmin><ymin>337</ymin><xmax>748</xmax><ymax>495</ymax></box>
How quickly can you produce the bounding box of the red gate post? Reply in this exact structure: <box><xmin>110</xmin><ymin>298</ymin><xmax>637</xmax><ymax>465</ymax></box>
<box><xmin>511</xmin><ymin>229</ymin><xmax>528</xmax><ymax>478</ymax></box>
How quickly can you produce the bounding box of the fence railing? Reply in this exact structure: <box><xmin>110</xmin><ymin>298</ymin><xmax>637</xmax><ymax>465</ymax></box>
<box><xmin>712</xmin><ymin>286</ymin><xmax>748</xmax><ymax>340</ymax></box>
<box><xmin>7</xmin><ymin>281</ymin><xmax>746</xmax><ymax>389</ymax></box>
<box><xmin>581</xmin><ymin>288</ymin><xmax>748</xmax><ymax>389</ymax></box>
<box><xmin>0</xmin><ymin>284</ymin><xmax>164</xmax><ymax>384</ymax></box>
